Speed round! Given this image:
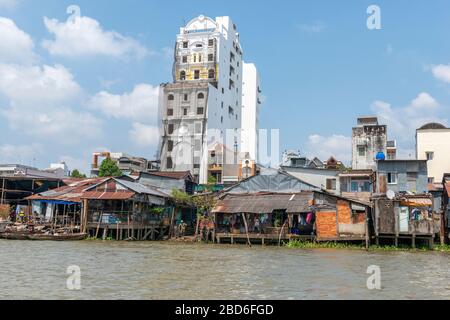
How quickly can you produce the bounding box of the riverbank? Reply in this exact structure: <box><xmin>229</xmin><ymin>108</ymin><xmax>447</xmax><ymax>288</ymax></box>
<box><xmin>284</xmin><ymin>240</ymin><xmax>450</xmax><ymax>252</ymax></box>
<box><xmin>81</xmin><ymin>236</ymin><xmax>450</xmax><ymax>252</ymax></box>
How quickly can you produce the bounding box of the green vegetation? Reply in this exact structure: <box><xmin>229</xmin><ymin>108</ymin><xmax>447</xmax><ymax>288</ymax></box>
<box><xmin>98</xmin><ymin>158</ymin><xmax>122</xmax><ymax>177</ymax></box>
<box><xmin>71</xmin><ymin>169</ymin><xmax>87</xmax><ymax>178</ymax></box>
<box><xmin>207</xmin><ymin>175</ymin><xmax>217</xmax><ymax>185</ymax></box>
<box><xmin>170</xmin><ymin>189</ymin><xmax>217</xmax><ymax>213</ymax></box>
<box><xmin>285</xmin><ymin>240</ymin><xmax>450</xmax><ymax>252</ymax></box>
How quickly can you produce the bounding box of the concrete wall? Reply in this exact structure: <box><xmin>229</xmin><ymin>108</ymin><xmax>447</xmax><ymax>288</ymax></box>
<box><xmin>377</xmin><ymin>160</ymin><xmax>428</xmax><ymax>194</ymax></box>
<box><xmin>416</xmin><ymin>129</ymin><xmax>450</xmax><ymax>183</ymax></box>
<box><xmin>282</xmin><ymin>167</ymin><xmax>340</xmax><ymax>194</ymax></box>
<box><xmin>352</xmin><ymin>125</ymin><xmax>387</xmax><ymax>170</ymax></box>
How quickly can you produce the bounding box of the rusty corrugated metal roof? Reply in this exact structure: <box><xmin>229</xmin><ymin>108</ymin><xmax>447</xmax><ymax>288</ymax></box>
<box><xmin>27</xmin><ymin>178</ymin><xmax>108</xmax><ymax>203</ymax></box>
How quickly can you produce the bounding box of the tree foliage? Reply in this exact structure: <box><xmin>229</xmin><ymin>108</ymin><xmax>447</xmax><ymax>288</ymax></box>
<box><xmin>71</xmin><ymin>169</ymin><xmax>87</xmax><ymax>179</ymax></box>
<box><xmin>170</xmin><ymin>189</ymin><xmax>217</xmax><ymax>215</ymax></box>
<box><xmin>98</xmin><ymin>158</ymin><xmax>122</xmax><ymax>177</ymax></box>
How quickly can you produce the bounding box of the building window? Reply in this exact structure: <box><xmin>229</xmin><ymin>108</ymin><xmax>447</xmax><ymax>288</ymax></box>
<box><xmin>194</xmin><ymin>70</ymin><xmax>200</xmax><ymax>80</ymax></box>
<box><xmin>180</xmin><ymin>71</ymin><xmax>186</xmax><ymax>81</ymax></box>
<box><xmin>195</xmin><ymin>122</ymin><xmax>202</xmax><ymax>134</ymax></box>
<box><xmin>208</xmin><ymin>54</ymin><xmax>214</xmax><ymax>62</ymax></box>
<box><xmin>350</xmin><ymin>180</ymin><xmax>371</xmax><ymax>192</ymax></box>
<box><xmin>198</xmin><ymin>93</ymin><xmax>205</xmax><ymax>99</ymax></box>
<box><xmin>426</xmin><ymin>152</ymin><xmax>434</xmax><ymax>161</ymax></box>
<box><xmin>183</xmin><ymin>93</ymin><xmax>189</xmax><ymax>101</ymax></box>
<box><xmin>194</xmin><ymin>139</ymin><xmax>201</xmax><ymax>151</ymax></box>
<box><xmin>167</xmin><ymin>140</ymin><xmax>174</xmax><ymax>152</ymax></box>
<box><xmin>196</xmin><ymin>43</ymin><xmax>203</xmax><ymax>48</ymax></box>
<box><xmin>167</xmin><ymin>109</ymin><xmax>174</xmax><ymax>117</ymax></box>
<box><xmin>358</xmin><ymin>146</ymin><xmax>366</xmax><ymax>157</ymax></box>
<box><xmin>168</xmin><ymin>94</ymin><xmax>174</xmax><ymax>101</ymax></box>
<box><xmin>222</xmin><ymin>88</ymin><xmax>225</xmax><ymax>94</ymax></box>
<box><xmin>387</xmin><ymin>172</ymin><xmax>398</xmax><ymax>184</ymax></box>
<box><xmin>197</xmin><ymin>107</ymin><xmax>204</xmax><ymax>115</ymax></box>
<box><xmin>326</xmin><ymin>179</ymin><xmax>337</xmax><ymax>191</ymax></box>
<box><xmin>182</xmin><ymin>41</ymin><xmax>188</xmax><ymax>48</ymax></box>
<box><xmin>183</xmin><ymin>108</ymin><xmax>188</xmax><ymax>116</ymax></box>
<box><xmin>208</xmin><ymin>39</ymin><xmax>214</xmax><ymax>47</ymax></box>
<box><xmin>194</xmin><ymin>157</ymin><xmax>200</xmax><ymax>169</ymax></box>
<box><xmin>228</xmin><ymin>106</ymin><xmax>234</xmax><ymax>116</ymax></box>
<box><xmin>407</xmin><ymin>172</ymin><xmax>417</xmax><ymax>182</ymax></box>
<box><xmin>208</xmin><ymin>69</ymin><xmax>215</xmax><ymax>79</ymax></box>
<box><xmin>428</xmin><ymin>177</ymin><xmax>435</xmax><ymax>184</ymax></box>
<box><xmin>166</xmin><ymin>157</ymin><xmax>173</xmax><ymax>169</ymax></box>
<box><xmin>168</xmin><ymin>124</ymin><xmax>174</xmax><ymax>135</ymax></box>
<box><xmin>221</xmin><ymin>116</ymin><xmax>223</xmax><ymax>124</ymax></box>
<box><xmin>182</xmin><ymin>56</ymin><xmax>187</xmax><ymax>63</ymax></box>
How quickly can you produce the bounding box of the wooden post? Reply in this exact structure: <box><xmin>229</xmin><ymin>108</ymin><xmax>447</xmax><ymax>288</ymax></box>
<box><xmin>81</xmin><ymin>199</ymin><xmax>89</xmax><ymax>234</ymax></box>
<box><xmin>95</xmin><ymin>213</ymin><xmax>103</xmax><ymax>239</ymax></box>
<box><xmin>278</xmin><ymin>221</ymin><xmax>288</xmax><ymax>247</ymax></box>
<box><xmin>365</xmin><ymin>214</ymin><xmax>370</xmax><ymax>251</ymax></box>
<box><xmin>412</xmin><ymin>233</ymin><xmax>416</xmax><ymax>249</ymax></box>
<box><xmin>0</xmin><ymin>178</ymin><xmax>5</xmax><ymax>205</ymax></box>
<box><xmin>241</xmin><ymin>213</ymin><xmax>252</xmax><ymax>247</ymax></box>
<box><xmin>169</xmin><ymin>206</ymin><xmax>176</xmax><ymax>239</ymax></box>
<box><xmin>116</xmin><ymin>222</ymin><xmax>119</xmax><ymax>241</ymax></box>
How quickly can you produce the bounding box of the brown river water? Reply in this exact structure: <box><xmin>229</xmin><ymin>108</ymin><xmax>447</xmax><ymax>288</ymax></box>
<box><xmin>0</xmin><ymin>240</ymin><xmax>449</xmax><ymax>300</ymax></box>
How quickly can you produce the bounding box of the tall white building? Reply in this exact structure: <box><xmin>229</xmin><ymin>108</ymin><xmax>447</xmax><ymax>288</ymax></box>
<box><xmin>416</xmin><ymin>122</ymin><xmax>450</xmax><ymax>183</ymax></box>
<box><xmin>159</xmin><ymin>15</ymin><xmax>258</xmax><ymax>184</ymax></box>
<box><xmin>241</xmin><ymin>63</ymin><xmax>261</xmax><ymax>163</ymax></box>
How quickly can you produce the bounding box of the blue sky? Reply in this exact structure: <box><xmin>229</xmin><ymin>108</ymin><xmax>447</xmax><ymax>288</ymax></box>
<box><xmin>0</xmin><ymin>0</ymin><xmax>449</xmax><ymax>173</ymax></box>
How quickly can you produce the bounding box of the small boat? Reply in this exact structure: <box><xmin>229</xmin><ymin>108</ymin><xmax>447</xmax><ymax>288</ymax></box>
<box><xmin>27</xmin><ymin>233</ymin><xmax>87</xmax><ymax>241</ymax></box>
<box><xmin>0</xmin><ymin>232</ymin><xmax>32</xmax><ymax>240</ymax></box>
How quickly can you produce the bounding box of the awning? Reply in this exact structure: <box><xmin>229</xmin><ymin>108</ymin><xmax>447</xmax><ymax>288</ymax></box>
<box><xmin>400</xmin><ymin>198</ymin><xmax>433</xmax><ymax>207</ymax></box>
<box><xmin>32</xmin><ymin>200</ymin><xmax>79</xmax><ymax>205</ymax></box>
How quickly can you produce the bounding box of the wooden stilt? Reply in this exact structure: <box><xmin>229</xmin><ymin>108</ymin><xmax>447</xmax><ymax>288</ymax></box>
<box><xmin>241</xmin><ymin>213</ymin><xmax>252</xmax><ymax>247</ymax></box>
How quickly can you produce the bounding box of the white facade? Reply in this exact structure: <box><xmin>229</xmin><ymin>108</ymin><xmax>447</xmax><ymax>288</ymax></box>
<box><xmin>159</xmin><ymin>15</ymin><xmax>244</xmax><ymax>184</ymax></box>
<box><xmin>241</xmin><ymin>63</ymin><xmax>261</xmax><ymax>162</ymax></box>
<box><xmin>416</xmin><ymin>125</ymin><xmax>450</xmax><ymax>183</ymax></box>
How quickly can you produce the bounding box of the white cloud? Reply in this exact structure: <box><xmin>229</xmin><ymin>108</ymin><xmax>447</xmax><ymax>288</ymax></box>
<box><xmin>431</xmin><ymin>64</ymin><xmax>450</xmax><ymax>84</ymax></box>
<box><xmin>0</xmin><ymin>63</ymin><xmax>102</xmax><ymax>141</ymax></box>
<box><xmin>371</xmin><ymin>92</ymin><xmax>447</xmax><ymax>141</ymax></box>
<box><xmin>0</xmin><ymin>17</ymin><xmax>35</xmax><ymax>64</ymax></box>
<box><xmin>0</xmin><ymin>143</ymin><xmax>43</xmax><ymax>164</ymax></box>
<box><xmin>305</xmin><ymin>134</ymin><xmax>352</xmax><ymax>164</ymax></box>
<box><xmin>89</xmin><ymin>83</ymin><xmax>159</xmax><ymax>121</ymax></box>
<box><xmin>371</xmin><ymin>92</ymin><xmax>448</xmax><ymax>157</ymax></box>
<box><xmin>0</xmin><ymin>0</ymin><xmax>18</xmax><ymax>9</ymax></box>
<box><xmin>129</xmin><ymin>122</ymin><xmax>159</xmax><ymax>147</ymax></box>
<box><xmin>409</xmin><ymin>92</ymin><xmax>438</xmax><ymax>110</ymax></box>
<box><xmin>42</xmin><ymin>16</ymin><xmax>149</xmax><ymax>59</ymax></box>
<box><xmin>296</xmin><ymin>21</ymin><xmax>326</xmax><ymax>33</ymax></box>
<box><xmin>0</xmin><ymin>63</ymin><xmax>81</xmax><ymax>104</ymax></box>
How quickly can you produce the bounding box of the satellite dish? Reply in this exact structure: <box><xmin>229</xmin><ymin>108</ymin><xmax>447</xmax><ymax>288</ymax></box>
<box><xmin>386</xmin><ymin>189</ymin><xmax>395</xmax><ymax>200</ymax></box>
